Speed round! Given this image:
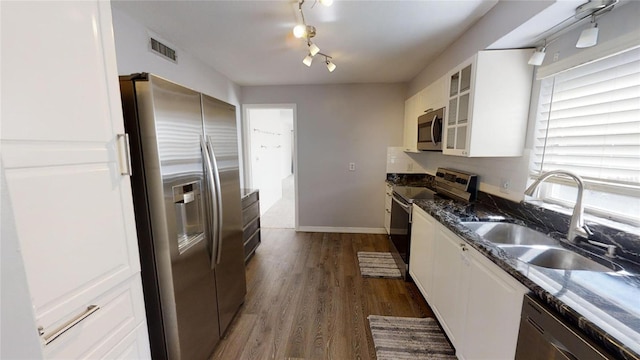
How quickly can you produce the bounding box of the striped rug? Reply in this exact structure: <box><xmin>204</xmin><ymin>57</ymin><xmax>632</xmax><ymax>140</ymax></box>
<box><xmin>357</xmin><ymin>252</ymin><xmax>402</xmax><ymax>279</ymax></box>
<box><xmin>368</xmin><ymin>315</ymin><xmax>457</xmax><ymax>360</ymax></box>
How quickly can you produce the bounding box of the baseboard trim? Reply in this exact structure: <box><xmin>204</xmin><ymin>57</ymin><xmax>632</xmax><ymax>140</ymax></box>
<box><xmin>297</xmin><ymin>226</ymin><xmax>387</xmax><ymax>234</ymax></box>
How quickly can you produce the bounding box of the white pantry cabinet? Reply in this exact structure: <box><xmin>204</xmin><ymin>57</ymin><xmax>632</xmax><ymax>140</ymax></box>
<box><xmin>410</xmin><ymin>209</ymin><xmax>527</xmax><ymax>359</ymax></box>
<box><xmin>1</xmin><ymin>1</ymin><xmax>150</xmax><ymax>358</ymax></box>
<box><xmin>443</xmin><ymin>49</ymin><xmax>534</xmax><ymax>157</ymax></box>
<box><xmin>408</xmin><ymin>205</ymin><xmax>436</xmax><ymax>300</ymax></box>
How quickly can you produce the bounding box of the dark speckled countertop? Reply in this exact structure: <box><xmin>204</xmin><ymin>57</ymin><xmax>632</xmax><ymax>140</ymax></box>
<box><xmin>413</xmin><ymin>198</ymin><xmax>640</xmax><ymax>360</ymax></box>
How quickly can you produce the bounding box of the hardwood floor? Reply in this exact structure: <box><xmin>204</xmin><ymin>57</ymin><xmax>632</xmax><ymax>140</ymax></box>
<box><xmin>211</xmin><ymin>229</ymin><xmax>434</xmax><ymax>360</ymax></box>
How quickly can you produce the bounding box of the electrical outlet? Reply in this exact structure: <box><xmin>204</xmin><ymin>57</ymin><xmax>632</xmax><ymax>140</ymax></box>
<box><xmin>349</xmin><ymin>162</ymin><xmax>356</xmax><ymax>171</ymax></box>
<box><xmin>500</xmin><ymin>178</ymin><xmax>510</xmax><ymax>193</ymax></box>
<box><xmin>407</xmin><ymin>163</ymin><xmax>413</xmax><ymax>171</ymax></box>
<box><xmin>553</xmin><ymin>52</ymin><xmax>560</xmax><ymax>62</ymax></box>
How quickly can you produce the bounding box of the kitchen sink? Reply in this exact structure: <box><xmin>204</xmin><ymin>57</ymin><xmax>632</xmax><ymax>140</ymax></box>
<box><xmin>461</xmin><ymin>221</ymin><xmax>560</xmax><ymax>246</ymax></box>
<box><xmin>499</xmin><ymin>245</ymin><xmax>623</xmax><ymax>272</ymax></box>
<box><xmin>462</xmin><ymin>221</ymin><xmax>624</xmax><ymax>273</ymax></box>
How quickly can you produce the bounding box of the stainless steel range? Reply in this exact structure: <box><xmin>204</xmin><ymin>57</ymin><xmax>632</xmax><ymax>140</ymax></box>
<box><xmin>389</xmin><ymin>168</ymin><xmax>477</xmax><ymax>280</ymax></box>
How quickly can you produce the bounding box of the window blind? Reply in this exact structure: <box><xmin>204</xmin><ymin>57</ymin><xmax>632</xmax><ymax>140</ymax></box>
<box><xmin>532</xmin><ymin>46</ymin><xmax>640</xmax><ymax>192</ymax></box>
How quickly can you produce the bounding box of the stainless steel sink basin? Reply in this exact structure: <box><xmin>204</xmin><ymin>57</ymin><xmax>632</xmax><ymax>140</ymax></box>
<box><xmin>461</xmin><ymin>221</ymin><xmax>624</xmax><ymax>273</ymax></box>
<box><xmin>499</xmin><ymin>245</ymin><xmax>623</xmax><ymax>272</ymax></box>
<box><xmin>461</xmin><ymin>222</ymin><xmax>560</xmax><ymax>246</ymax></box>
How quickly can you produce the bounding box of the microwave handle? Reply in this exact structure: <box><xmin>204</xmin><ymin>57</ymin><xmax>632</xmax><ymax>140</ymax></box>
<box><xmin>430</xmin><ymin>114</ymin><xmax>438</xmax><ymax>146</ymax></box>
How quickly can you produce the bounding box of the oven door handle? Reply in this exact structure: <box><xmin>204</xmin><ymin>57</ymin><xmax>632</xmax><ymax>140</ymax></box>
<box><xmin>392</xmin><ymin>195</ymin><xmax>412</xmax><ymax>212</ymax></box>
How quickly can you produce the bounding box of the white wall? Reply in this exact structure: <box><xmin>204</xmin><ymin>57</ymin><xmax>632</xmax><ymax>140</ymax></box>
<box><xmin>243</xmin><ymin>84</ymin><xmax>405</xmax><ymax>232</ymax></box>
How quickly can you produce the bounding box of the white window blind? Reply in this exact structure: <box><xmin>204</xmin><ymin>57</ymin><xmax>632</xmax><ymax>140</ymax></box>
<box><xmin>532</xmin><ymin>46</ymin><xmax>640</xmax><ymax>194</ymax></box>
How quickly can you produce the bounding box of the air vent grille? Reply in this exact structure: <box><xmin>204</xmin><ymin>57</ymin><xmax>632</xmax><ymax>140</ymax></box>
<box><xmin>150</xmin><ymin>38</ymin><xmax>177</xmax><ymax>62</ymax></box>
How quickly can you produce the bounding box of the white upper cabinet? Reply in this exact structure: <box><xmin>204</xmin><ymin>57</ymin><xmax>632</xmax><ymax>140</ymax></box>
<box><xmin>443</xmin><ymin>49</ymin><xmax>534</xmax><ymax>157</ymax></box>
<box><xmin>1</xmin><ymin>1</ymin><xmax>149</xmax><ymax>357</ymax></box>
<box><xmin>402</xmin><ymin>90</ymin><xmax>424</xmax><ymax>152</ymax></box>
<box><xmin>422</xmin><ymin>75</ymin><xmax>447</xmax><ymax>112</ymax></box>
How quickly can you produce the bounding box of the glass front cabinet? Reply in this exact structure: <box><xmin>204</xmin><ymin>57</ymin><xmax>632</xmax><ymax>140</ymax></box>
<box><xmin>442</xmin><ymin>49</ymin><xmax>534</xmax><ymax>157</ymax></box>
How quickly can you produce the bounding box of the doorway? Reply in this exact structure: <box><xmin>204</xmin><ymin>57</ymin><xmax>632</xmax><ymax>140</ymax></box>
<box><xmin>243</xmin><ymin>104</ymin><xmax>297</xmax><ymax>229</ymax></box>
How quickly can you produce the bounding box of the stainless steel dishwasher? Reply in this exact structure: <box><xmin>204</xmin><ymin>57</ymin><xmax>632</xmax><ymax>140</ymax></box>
<box><xmin>515</xmin><ymin>294</ymin><xmax>615</xmax><ymax>360</ymax></box>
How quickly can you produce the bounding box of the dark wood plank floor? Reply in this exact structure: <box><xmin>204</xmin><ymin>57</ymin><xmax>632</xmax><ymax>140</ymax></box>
<box><xmin>211</xmin><ymin>229</ymin><xmax>434</xmax><ymax>360</ymax></box>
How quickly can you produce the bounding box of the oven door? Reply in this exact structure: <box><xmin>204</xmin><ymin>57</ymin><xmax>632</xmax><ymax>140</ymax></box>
<box><xmin>389</xmin><ymin>194</ymin><xmax>412</xmax><ymax>280</ymax></box>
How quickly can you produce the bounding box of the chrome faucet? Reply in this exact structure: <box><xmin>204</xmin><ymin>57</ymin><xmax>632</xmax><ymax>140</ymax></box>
<box><xmin>524</xmin><ymin>170</ymin><xmax>593</xmax><ymax>243</ymax></box>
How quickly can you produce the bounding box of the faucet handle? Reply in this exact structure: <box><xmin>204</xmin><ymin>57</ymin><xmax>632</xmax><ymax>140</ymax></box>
<box><xmin>583</xmin><ymin>224</ymin><xmax>593</xmax><ymax>237</ymax></box>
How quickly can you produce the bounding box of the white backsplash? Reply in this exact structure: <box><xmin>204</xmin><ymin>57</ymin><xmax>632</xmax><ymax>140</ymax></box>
<box><xmin>386</xmin><ymin>147</ymin><xmax>427</xmax><ymax>174</ymax></box>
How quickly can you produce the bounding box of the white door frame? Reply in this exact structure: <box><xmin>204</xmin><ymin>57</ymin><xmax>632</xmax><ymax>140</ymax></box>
<box><xmin>242</xmin><ymin>104</ymin><xmax>298</xmax><ymax>230</ymax></box>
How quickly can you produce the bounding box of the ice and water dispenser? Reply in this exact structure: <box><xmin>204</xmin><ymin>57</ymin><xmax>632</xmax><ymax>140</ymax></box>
<box><xmin>173</xmin><ymin>181</ymin><xmax>204</xmax><ymax>253</ymax></box>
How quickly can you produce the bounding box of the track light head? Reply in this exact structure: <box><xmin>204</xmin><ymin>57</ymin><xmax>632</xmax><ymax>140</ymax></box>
<box><xmin>576</xmin><ymin>21</ymin><xmax>599</xmax><ymax>48</ymax></box>
<box><xmin>326</xmin><ymin>59</ymin><xmax>336</xmax><ymax>72</ymax></box>
<box><xmin>309</xmin><ymin>42</ymin><xmax>320</xmax><ymax>56</ymax></box>
<box><xmin>528</xmin><ymin>47</ymin><xmax>547</xmax><ymax>66</ymax></box>
<box><xmin>303</xmin><ymin>54</ymin><xmax>313</xmax><ymax>67</ymax></box>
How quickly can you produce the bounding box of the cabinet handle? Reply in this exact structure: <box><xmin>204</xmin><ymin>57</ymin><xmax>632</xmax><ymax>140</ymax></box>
<box><xmin>39</xmin><ymin>305</ymin><xmax>100</xmax><ymax>345</ymax></box>
<box><xmin>117</xmin><ymin>133</ymin><xmax>133</xmax><ymax>176</ymax></box>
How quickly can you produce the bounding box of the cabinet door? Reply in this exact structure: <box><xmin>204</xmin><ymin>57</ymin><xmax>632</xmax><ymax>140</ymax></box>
<box><xmin>459</xmin><ymin>249</ymin><xmax>528</xmax><ymax>360</ymax></box>
<box><xmin>431</xmin><ymin>226</ymin><xmax>468</xmax><ymax>346</ymax></box>
<box><xmin>384</xmin><ymin>184</ymin><xmax>392</xmax><ymax>234</ymax></box>
<box><xmin>409</xmin><ymin>207</ymin><xmax>435</xmax><ymax>300</ymax></box>
<box><xmin>1</xmin><ymin>0</ymin><xmax>146</xmax><ymax>352</ymax></box>
<box><xmin>403</xmin><ymin>93</ymin><xmax>417</xmax><ymax>151</ymax></box>
<box><xmin>443</xmin><ymin>61</ymin><xmax>474</xmax><ymax>156</ymax></box>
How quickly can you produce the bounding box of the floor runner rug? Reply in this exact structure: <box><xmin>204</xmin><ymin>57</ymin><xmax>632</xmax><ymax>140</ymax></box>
<box><xmin>368</xmin><ymin>315</ymin><xmax>457</xmax><ymax>360</ymax></box>
<box><xmin>357</xmin><ymin>252</ymin><xmax>402</xmax><ymax>279</ymax></box>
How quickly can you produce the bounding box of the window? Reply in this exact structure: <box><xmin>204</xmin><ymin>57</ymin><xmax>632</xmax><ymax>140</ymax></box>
<box><xmin>530</xmin><ymin>46</ymin><xmax>640</xmax><ymax>225</ymax></box>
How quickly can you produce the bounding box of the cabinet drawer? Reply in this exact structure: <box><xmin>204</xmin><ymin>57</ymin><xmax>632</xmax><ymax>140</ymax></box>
<box><xmin>244</xmin><ymin>229</ymin><xmax>261</xmax><ymax>261</ymax></box>
<box><xmin>242</xmin><ymin>201</ymin><xmax>260</xmax><ymax>227</ymax></box>
<box><xmin>243</xmin><ymin>217</ymin><xmax>260</xmax><ymax>243</ymax></box>
<box><xmin>241</xmin><ymin>191</ymin><xmax>259</xmax><ymax>209</ymax></box>
<box><xmin>43</xmin><ymin>275</ymin><xmax>146</xmax><ymax>359</ymax></box>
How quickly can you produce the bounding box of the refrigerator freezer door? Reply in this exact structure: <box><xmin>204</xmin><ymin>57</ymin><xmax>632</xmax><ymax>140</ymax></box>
<box><xmin>130</xmin><ymin>75</ymin><xmax>221</xmax><ymax>360</ymax></box>
<box><xmin>201</xmin><ymin>94</ymin><xmax>247</xmax><ymax>336</ymax></box>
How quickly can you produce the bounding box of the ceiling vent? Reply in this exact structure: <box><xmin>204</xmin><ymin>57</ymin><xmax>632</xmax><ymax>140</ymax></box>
<box><xmin>149</xmin><ymin>38</ymin><xmax>177</xmax><ymax>63</ymax></box>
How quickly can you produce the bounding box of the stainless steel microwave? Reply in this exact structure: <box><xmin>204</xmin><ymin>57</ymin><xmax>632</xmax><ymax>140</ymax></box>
<box><xmin>417</xmin><ymin>107</ymin><xmax>445</xmax><ymax>151</ymax></box>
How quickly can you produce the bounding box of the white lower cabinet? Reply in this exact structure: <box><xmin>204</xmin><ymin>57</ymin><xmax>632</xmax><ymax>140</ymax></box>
<box><xmin>430</xmin><ymin>226</ymin><xmax>469</xmax><ymax>347</ymax></box>
<box><xmin>409</xmin><ymin>206</ymin><xmax>436</xmax><ymax>300</ymax></box>
<box><xmin>459</xmin><ymin>247</ymin><xmax>528</xmax><ymax>360</ymax></box>
<box><xmin>410</xmin><ymin>209</ymin><xmax>528</xmax><ymax>359</ymax></box>
<box><xmin>384</xmin><ymin>183</ymin><xmax>393</xmax><ymax>234</ymax></box>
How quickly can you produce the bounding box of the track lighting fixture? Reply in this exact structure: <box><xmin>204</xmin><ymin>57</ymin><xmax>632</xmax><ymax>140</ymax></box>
<box><xmin>292</xmin><ymin>0</ymin><xmax>336</xmax><ymax>73</ymax></box>
<box><xmin>576</xmin><ymin>14</ymin><xmax>599</xmax><ymax>48</ymax></box>
<box><xmin>525</xmin><ymin>0</ymin><xmax>616</xmax><ymax>66</ymax></box>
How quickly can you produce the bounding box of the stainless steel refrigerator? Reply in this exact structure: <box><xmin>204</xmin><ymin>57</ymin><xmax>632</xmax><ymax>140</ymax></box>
<box><xmin>119</xmin><ymin>74</ymin><xmax>246</xmax><ymax>360</ymax></box>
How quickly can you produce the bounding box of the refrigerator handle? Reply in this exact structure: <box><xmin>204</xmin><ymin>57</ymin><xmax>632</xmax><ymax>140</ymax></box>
<box><xmin>200</xmin><ymin>135</ymin><xmax>219</xmax><ymax>269</ymax></box>
<box><xmin>206</xmin><ymin>137</ymin><xmax>224</xmax><ymax>265</ymax></box>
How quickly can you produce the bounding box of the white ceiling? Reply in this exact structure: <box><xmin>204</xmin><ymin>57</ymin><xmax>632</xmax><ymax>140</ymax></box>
<box><xmin>111</xmin><ymin>0</ymin><xmax>500</xmax><ymax>86</ymax></box>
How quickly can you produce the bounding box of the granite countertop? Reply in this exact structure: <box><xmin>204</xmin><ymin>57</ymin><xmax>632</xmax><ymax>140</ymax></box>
<box><xmin>413</xmin><ymin>198</ymin><xmax>640</xmax><ymax>360</ymax></box>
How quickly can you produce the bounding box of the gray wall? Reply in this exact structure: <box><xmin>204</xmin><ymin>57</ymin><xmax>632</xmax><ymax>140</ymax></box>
<box><xmin>243</xmin><ymin>84</ymin><xmax>405</xmax><ymax>231</ymax></box>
